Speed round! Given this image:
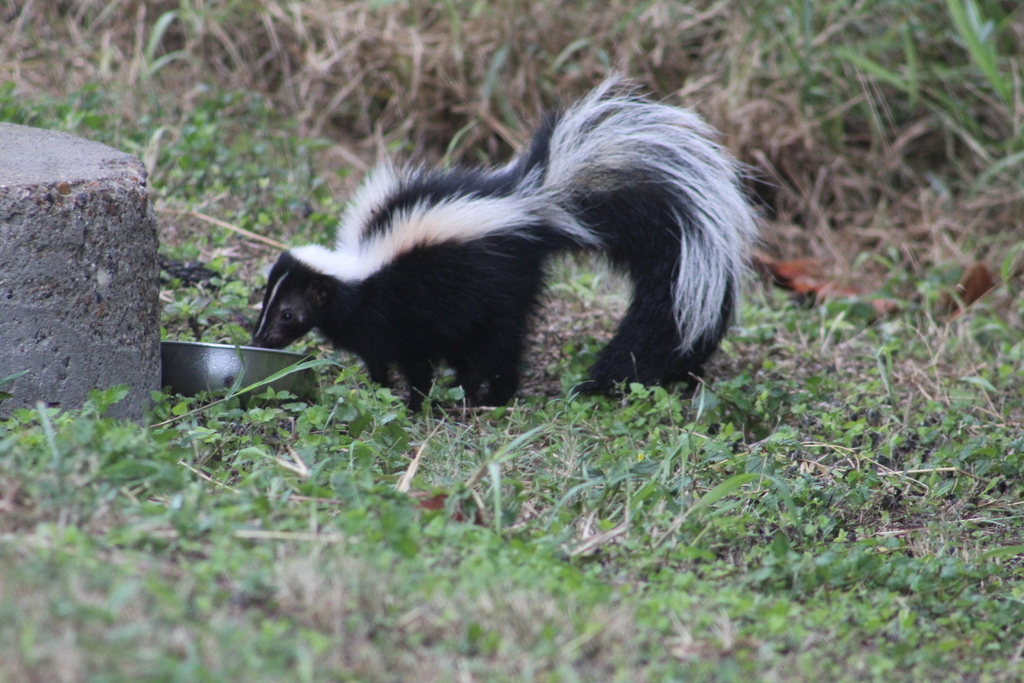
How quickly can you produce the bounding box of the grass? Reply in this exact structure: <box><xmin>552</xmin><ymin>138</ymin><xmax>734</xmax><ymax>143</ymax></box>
<box><xmin>2</xmin><ymin>0</ymin><xmax>1024</xmax><ymax>680</ymax></box>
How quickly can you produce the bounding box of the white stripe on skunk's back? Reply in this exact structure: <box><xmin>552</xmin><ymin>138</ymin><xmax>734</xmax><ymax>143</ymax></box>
<box><xmin>293</xmin><ymin>178</ymin><xmax>542</xmax><ymax>282</ymax></box>
<box><xmin>332</xmin><ymin>166</ymin><xmax>402</xmax><ymax>251</ymax></box>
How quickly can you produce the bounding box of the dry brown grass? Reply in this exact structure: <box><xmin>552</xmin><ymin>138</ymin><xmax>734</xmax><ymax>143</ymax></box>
<box><xmin>2</xmin><ymin>0</ymin><xmax>1022</xmax><ymax>276</ymax></box>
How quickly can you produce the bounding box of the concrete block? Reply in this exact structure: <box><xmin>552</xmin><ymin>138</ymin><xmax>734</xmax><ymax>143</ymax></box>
<box><xmin>0</xmin><ymin>123</ymin><xmax>160</xmax><ymax>421</ymax></box>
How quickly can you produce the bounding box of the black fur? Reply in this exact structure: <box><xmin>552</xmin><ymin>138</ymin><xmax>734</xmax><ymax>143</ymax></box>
<box><xmin>252</xmin><ymin>175</ymin><xmax>557</xmax><ymax>411</ymax></box>
<box><xmin>567</xmin><ymin>182</ymin><xmax>729</xmax><ymax>391</ymax></box>
<box><xmin>251</xmin><ymin>85</ymin><xmax>754</xmax><ymax>409</ymax></box>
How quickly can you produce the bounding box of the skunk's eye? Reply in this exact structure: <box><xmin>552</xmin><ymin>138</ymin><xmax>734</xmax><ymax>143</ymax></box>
<box><xmin>281</xmin><ymin>312</ymin><xmax>294</xmax><ymax>322</ymax></box>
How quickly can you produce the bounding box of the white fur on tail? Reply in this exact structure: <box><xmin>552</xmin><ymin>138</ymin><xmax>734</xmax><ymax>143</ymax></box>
<box><xmin>540</xmin><ymin>79</ymin><xmax>758</xmax><ymax>352</ymax></box>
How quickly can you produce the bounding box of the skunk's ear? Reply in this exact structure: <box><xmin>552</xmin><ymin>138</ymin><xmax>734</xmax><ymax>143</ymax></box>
<box><xmin>310</xmin><ymin>277</ymin><xmax>331</xmax><ymax>308</ymax></box>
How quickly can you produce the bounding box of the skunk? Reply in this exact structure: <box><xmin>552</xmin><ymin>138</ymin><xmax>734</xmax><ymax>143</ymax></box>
<box><xmin>251</xmin><ymin>80</ymin><xmax>758</xmax><ymax>410</ymax></box>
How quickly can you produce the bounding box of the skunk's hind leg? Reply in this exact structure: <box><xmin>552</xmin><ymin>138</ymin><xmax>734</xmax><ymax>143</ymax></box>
<box><xmin>585</xmin><ymin>308</ymin><xmax>687</xmax><ymax>392</ymax></box>
<box><xmin>585</xmin><ymin>273</ymin><xmax>726</xmax><ymax>392</ymax></box>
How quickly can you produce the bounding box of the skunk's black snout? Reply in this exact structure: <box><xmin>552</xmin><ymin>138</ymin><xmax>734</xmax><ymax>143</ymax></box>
<box><xmin>251</xmin><ymin>299</ymin><xmax>313</xmax><ymax>349</ymax></box>
<box><xmin>250</xmin><ymin>318</ymin><xmax>305</xmax><ymax>350</ymax></box>
<box><xmin>251</xmin><ymin>254</ymin><xmax>321</xmax><ymax>350</ymax></box>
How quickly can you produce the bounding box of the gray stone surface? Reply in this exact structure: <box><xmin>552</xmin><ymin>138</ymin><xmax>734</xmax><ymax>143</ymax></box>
<box><xmin>0</xmin><ymin>123</ymin><xmax>160</xmax><ymax>421</ymax></box>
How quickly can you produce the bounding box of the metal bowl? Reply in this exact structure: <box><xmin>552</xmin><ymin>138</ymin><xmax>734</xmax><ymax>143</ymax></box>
<box><xmin>160</xmin><ymin>341</ymin><xmax>316</xmax><ymax>401</ymax></box>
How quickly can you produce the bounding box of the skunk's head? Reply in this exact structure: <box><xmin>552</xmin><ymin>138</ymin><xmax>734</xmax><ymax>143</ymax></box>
<box><xmin>251</xmin><ymin>251</ymin><xmax>332</xmax><ymax>349</ymax></box>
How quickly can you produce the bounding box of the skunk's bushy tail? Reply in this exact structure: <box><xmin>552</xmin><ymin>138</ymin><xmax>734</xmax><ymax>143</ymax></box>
<box><xmin>537</xmin><ymin>80</ymin><xmax>758</xmax><ymax>358</ymax></box>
